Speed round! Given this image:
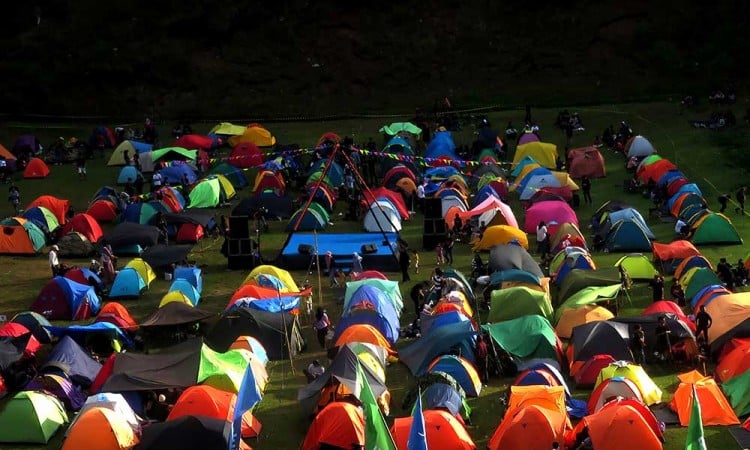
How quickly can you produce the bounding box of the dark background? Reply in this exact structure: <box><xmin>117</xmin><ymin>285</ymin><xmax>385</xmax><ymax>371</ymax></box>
<box><xmin>2</xmin><ymin>0</ymin><xmax>748</xmax><ymax>119</ymax></box>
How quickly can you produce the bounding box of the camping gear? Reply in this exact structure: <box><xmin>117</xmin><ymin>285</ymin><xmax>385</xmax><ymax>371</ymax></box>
<box><xmin>0</xmin><ymin>391</ymin><xmax>68</xmax><ymax>444</ymax></box>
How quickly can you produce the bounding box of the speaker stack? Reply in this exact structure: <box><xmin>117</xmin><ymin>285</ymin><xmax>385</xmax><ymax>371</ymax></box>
<box><xmin>422</xmin><ymin>198</ymin><xmax>445</xmax><ymax>250</ymax></box>
<box><xmin>226</xmin><ymin>216</ymin><xmax>259</xmax><ymax>270</ymax></box>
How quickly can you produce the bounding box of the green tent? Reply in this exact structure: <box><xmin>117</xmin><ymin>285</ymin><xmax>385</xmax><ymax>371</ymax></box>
<box><xmin>614</xmin><ymin>253</ymin><xmax>658</xmax><ymax>280</ymax></box>
<box><xmin>488</xmin><ymin>287</ymin><xmax>552</xmax><ymax>322</ymax></box>
<box><xmin>151</xmin><ymin>147</ymin><xmax>197</xmax><ymax>162</ymax></box>
<box><xmin>344</xmin><ymin>279</ymin><xmax>403</xmax><ymax>313</ymax></box>
<box><xmin>211</xmin><ymin>162</ymin><xmax>248</xmax><ymax>189</ymax></box>
<box><xmin>691</xmin><ymin>212</ymin><xmax>743</xmax><ymax>245</ymax></box>
<box><xmin>379</xmin><ymin>122</ymin><xmax>422</xmax><ymax>136</ymax></box>
<box><xmin>0</xmin><ymin>391</ymin><xmax>68</xmax><ymax>444</ymax></box>
<box><xmin>680</xmin><ymin>267</ymin><xmax>722</xmax><ymax>300</ymax></box>
<box><xmin>554</xmin><ymin>284</ymin><xmax>621</xmax><ymax>323</ymax></box>
<box><xmin>482</xmin><ymin>315</ymin><xmax>559</xmax><ymax>361</ymax></box>
<box><xmin>556</xmin><ymin>267</ymin><xmax>622</xmax><ymax>305</ymax></box>
<box><xmin>722</xmin><ymin>369</ymin><xmax>750</xmax><ymax>416</ymax></box>
<box><xmin>197</xmin><ymin>344</ymin><xmax>253</xmax><ymax>394</ymax></box>
<box><xmin>188</xmin><ymin>176</ymin><xmax>235</xmax><ymax>208</ymax></box>
<box><xmin>24</xmin><ymin>206</ymin><xmax>60</xmax><ymax>233</ymax></box>
<box><xmin>308</xmin><ymin>202</ymin><xmax>331</xmax><ymax>223</ymax></box>
<box><xmin>209</xmin><ymin>122</ymin><xmax>247</xmax><ymax>136</ymax></box>
<box><xmin>306</xmin><ymin>171</ymin><xmax>332</xmax><ymax>188</ymax></box>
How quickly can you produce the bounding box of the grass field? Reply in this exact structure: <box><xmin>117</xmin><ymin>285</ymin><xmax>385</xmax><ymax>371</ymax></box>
<box><xmin>0</xmin><ymin>100</ymin><xmax>748</xmax><ymax>449</ymax></box>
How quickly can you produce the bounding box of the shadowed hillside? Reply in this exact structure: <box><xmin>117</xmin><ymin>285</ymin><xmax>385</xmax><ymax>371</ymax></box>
<box><xmin>2</xmin><ymin>0</ymin><xmax>748</xmax><ymax>117</ymax></box>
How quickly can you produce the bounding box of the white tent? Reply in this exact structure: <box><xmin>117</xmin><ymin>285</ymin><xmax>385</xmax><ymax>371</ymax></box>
<box><xmin>67</xmin><ymin>393</ymin><xmax>140</xmax><ymax>435</ymax></box>
<box><xmin>363</xmin><ymin>200</ymin><xmax>402</xmax><ymax>233</ymax></box>
<box><xmin>519</xmin><ymin>173</ymin><xmax>561</xmax><ymax>200</ymax></box>
<box><xmin>441</xmin><ymin>195</ymin><xmax>467</xmax><ymax>218</ymax></box>
<box><xmin>627</xmin><ymin>135</ymin><xmax>656</xmax><ymax>158</ymax></box>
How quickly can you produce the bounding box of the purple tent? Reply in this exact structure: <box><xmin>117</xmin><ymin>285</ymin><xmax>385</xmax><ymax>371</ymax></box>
<box><xmin>13</xmin><ymin>134</ymin><xmax>40</xmax><ymax>155</ymax></box>
<box><xmin>25</xmin><ymin>373</ymin><xmax>87</xmax><ymax>410</ymax></box>
<box><xmin>518</xmin><ymin>132</ymin><xmax>540</xmax><ymax>145</ymax></box>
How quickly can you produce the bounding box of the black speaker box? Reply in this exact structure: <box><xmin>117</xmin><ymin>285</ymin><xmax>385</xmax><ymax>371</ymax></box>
<box><xmin>229</xmin><ymin>216</ymin><xmax>250</xmax><ymax>239</ymax></box>
<box><xmin>423</xmin><ymin>218</ymin><xmax>446</xmax><ymax>235</ymax></box>
<box><xmin>228</xmin><ymin>238</ymin><xmax>256</xmax><ymax>256</ymax></box>
<box><xmin>422</xmin><ymin>234</ymin><xmax>442</xmax><ymax>251</ymax></box>
<box><xmin>298</xmin><ymin>244</ymin><xmax>315</xmax><ymax>255</ymax></box>
<box><xmin>424</xmin><ymin>198</ymin><xmax>442</xmax><ymax>219</ymax></box>
<box><xmin>361</xmin><ymin>243</ymin><xmax>378</xmax><ymax>254</ymax></box>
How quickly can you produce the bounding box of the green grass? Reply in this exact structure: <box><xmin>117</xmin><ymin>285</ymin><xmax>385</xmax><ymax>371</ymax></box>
<box><xmin>0</xmin><ymin>100</ymin><xmax>748</xmax><ymax>449</ymax></box>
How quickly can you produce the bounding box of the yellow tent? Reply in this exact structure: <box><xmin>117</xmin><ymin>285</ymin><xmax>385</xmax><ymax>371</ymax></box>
<box><xmin>595</xmin><ymin>362</ymin><xmax>662</xmax><ymax>405</ymax></box>
<box><xmin>209</xmin><ymin>122</ymin><xmax>247</xmax><ymax>136</ymax></box>
<box><xmin>555</xmin><ymin>305</ymin><xmax>614</xmax><ymax>339</ymax></box>
<box><xmin>228</xmin><ymin>125</ymin><xmax>276</xmax><ymax>147</ymax></box>
<box><xmin>551</xmin><ymin>171</ymin><xmax>580</xmax><ymax>190</ymax></box>
<box><xmin>472</xmin><ymin>225</ymin><xmax>528</xmax><ymax>251</ymax></box>
<box><xmin>513</xmin><ymin>142</ymin><xmax>558</xmax><ymax>169</ymax></box>
<box><xmin>244</xmin><ymin>265</ymin><xmax>299</xmax><ymax>292</ymax></box>
<box><xmin>125</xmin><ymin>258</ymin><xmax>156</xmax><ymax>287</ymax></box>
<box><xmin>159</xmin><ymin>290</ymin><xmax>193</xmax><ymax>308</ymax></box>
<box><xmin>215</xmin><ymin>174</ymin><xmax>237</xmax><ymax>200</ymax></box>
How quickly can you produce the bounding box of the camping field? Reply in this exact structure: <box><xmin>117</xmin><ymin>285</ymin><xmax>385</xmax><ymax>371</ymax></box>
<box><xmin>0</xmin><ymin>100</ymin><xmax>748</xmax><ymax>449</ymax></box>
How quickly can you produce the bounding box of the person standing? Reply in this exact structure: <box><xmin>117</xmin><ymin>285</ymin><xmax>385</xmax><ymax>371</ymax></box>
<box><xmin>399</xmin><ymin>245</ymin><xmax>411</xmax><ymax>282</ymax></box>
<box><xmin>654</xmin><ymin>316</ymin><xmax>670</xmax><ymax>361</ymax></box>
<box><xmin>630</xmin><ymin>324</ymin><xmax>646</xmax><ymax>365</ymax></box>
<box><xmin>48</xmin><ymin>245</ymin><xmax>60</xmax><ymax>277</ymax></box>
<box><xmin>313</xmin><ymin>307</ymin><xmax>331</xmax><ymax>350</ymax></box>
<box><xmin>100</xmin><ymin>244</ymin><xmax>117</xmax><ymax>284</ymax></box>
<box><xmin>736</xmin><ymin>186</ymin><xmax>747</xmax><ymax>215</ymax></box>
<box><xmin>416</xmin><ymin>180</ymin><xmax>426</xmax><ymax>212</ymax></box>
<box><xmin>536</xmin><ymin>221</ymin><xmax>549</xmax><ymax>258</ymax></box>
<box><xmin>718</xmin><ymin>193</ymin><xmax>730</xmax><ymax>213</ymax></box>
<box><xmin>650</xmin><ymin>274</ymin><xmax>664</xmax><ymax>301</ymax></box>
<box><xmin>694</xmin><ymin>305</ymin><xmax>713</xmax><ymax>342</ymax></box>
<box><xmin>410</xmin><ymin>282</ymin><xmax>427</xmax><ymax>315</ymax></box>
<box><xmin>444</xmin><ymin>234</ymin><xmax>454</xmax><ymax>266</ymax></box>
<box><xmin>76</xmin><ymin>150</ymin><xmax>87</xmax><ymax>180</ymax></box>
<box><xmin>351</xmin><ymin>252</ymin><xmax>363</xmax><ymax>274</ymax></box>
<box><xmin>581</xmin><ymin>176</ymin><xmax>592</xmax><ymax>205</ymax></box>
<box><xmin>151</xmin><ymin>170</ymin><xmax>163</xmax><ymax>193</ymax></box>
<box><xmin>474</xmin><ymin>334</ymin><xmax>489</xmax><ymax>384</ymax></box>
<box><xmin>8</xmin><ymin>182</ymin><xmax>20</xmax><ymax>215</ymax></box>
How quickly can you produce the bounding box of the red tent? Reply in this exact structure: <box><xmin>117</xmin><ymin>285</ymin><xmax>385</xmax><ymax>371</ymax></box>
<box><xmin>62</xmin><ymin>213</ymin><xmax>103</xmax><ymax>243</ymax></box>
<box><xmin>173</xmin><ymin>134</ymin><xmax>215</xmax><ymax>150</ymax></box>
<box><xmin>230</xmin><ymin>142</ymin><xmax>263</xmax><ymax>168</ymax></box>
<box><xmin>361</xmin><ymin>187</ymin><xmax>410</xmax><ymax>220</ymax></box>
<box><xmin>27</xmin><ymin>195</ymin><xmax>70</xmax><ymax>225</ymax></box>
<box><xmin>86</xmin><ymin>199</ymin><xmax>118</xmax><ymax>222</ymax></box>
<box><xmin>568</xmin><ymin>147</ymin><xmax>606</xmax><ymax>179</ymax></box>
<box><xmin>642</xmin><ymin>301</ymin><xmax>696</xmax><ymax>332</ymax></box>
<box><xmin>23</xmin><ymin>158</ymin><xmax>50</xmax><ymax>178</ymax></box>
<box><xmin>0</xmin><ymin>322</ymin><xmax>42</xmax><ymax>357</ymax></box>
<box><xmin>176</xmin><ymin>223</ymin><xmax>205</xmax><ymax>243</ymax></box>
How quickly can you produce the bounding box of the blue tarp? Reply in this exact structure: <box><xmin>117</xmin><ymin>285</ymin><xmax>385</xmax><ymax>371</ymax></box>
<box><xmin>399</xmin><ymin>321</ymin><xmax>477</xmax><ymax>376</ymax></box>
<box><xmin>45</xmin><ymin>322</ymin><xmax>134</xmax><ymax>348</ymax></box>
<box><xmin>109</xmin><ymin>268</ymin><xmax>146</xmax><ymax>299</ymax></box>
<box><xmin>42</xmin><ymin>335</ymin><xmax>102</xmax><ymax>387</ymax></box>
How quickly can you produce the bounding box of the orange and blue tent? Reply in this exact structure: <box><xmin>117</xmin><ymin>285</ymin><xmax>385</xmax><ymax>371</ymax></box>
<box><xmin>427</xmin><ymin>355</ymin><xmax>482</xmax><ymax>397</ymax></box>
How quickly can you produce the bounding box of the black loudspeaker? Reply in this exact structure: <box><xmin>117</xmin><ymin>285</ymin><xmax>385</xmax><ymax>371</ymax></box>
<box><xmin>361</xmin><ymin>243</ymin><xmax>377</xmax><ymax>254</ymax></box>
<box><xmin>298</xmin><ymin>244</ymin><xmax>315</xmax><ymax>255</ymax></box>
<box><xmin>423</xmin><ymin>218</ymin><xmax>446</xmax><ymax>235</ymax></box>
<box><xmin>423</xmin><ymin>234</ymin><xmax>442</xmax><ymax>251</ymax></box>
<box><xmin>228</xmin><ymin>238</ymin><xmax>256</xmax><ymax>256</ymax></box>
<box><xmin>229</xmin><ymin>216</ymin><xmax>250</xmax><ymax>239</ymax></box>
<box><xmin>424</xmin><ymin>198</ymin><xmax>442</xmax><ymax>219</ymax></box>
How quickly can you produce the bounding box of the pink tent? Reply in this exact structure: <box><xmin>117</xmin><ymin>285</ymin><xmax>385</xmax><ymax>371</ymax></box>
<box><xmin>173</xmin><ymin>134</ymin><xmax>215</xmax><ymax>150</ymax></box>
<box><xmin>446</xmin><ymin>195</ymin><xmax>518</xmax><ymax>229</ymax></box>
<box><xmin>523</xmin><ymin>200</ymin><xmax>578</xmax><ymax>233</ymax></box>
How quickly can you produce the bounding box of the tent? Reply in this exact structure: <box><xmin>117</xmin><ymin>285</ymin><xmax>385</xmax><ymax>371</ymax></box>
<box><xmin>136</xmin><ymin>415</ymin><xmax>246</xmax><ymax>450</ymax></box>
<box><xmin>209</xmin><ymin>122</ymin><xmax>247</xmax><ymax>137</ymax></box>
<box><xmin>652</xmin><ymin>240</ymin><xmax>701</xmax><ymax>274</ymax></box>
<box><xmin>362</xmin><ymin>200</ymin><xmax>402</xmax><ymax>233</ymax></box>
<box><xmin>124</xmin><ymin>258</ymin><xmax>156</xmax><ymax>287</ymax></box>
<box><xmin>674</xmin><ymin>255</ymin><xmax>713</xmax><ymax>280</ymax></box>
<box><xmin>116</xmin><ymin>165</ymin><xmax>144</xmax><ymax>185</ymax></box>
<box><xmin>160</xmin><ymin>163</ymin><xmax>198</xmax><ymax>186</ymax></box>
<box><xmin>571</xmin><ymin>403</ymin><xmax>663</xmax><ymax>450</ymax></box>
<box><xmin>588</xmin><ymin>377</ymin><xmax>644</xmax><ymax>413</ymax></box>
<box><xmin>668</xmin><ymin>371</ymin><xmax>739</xmax><ymax>426</ymax></box>
<box><xmin>87</xmin><ymin>198</ymin><xmax>119</xmax><ymax>223</ymax></box>
<box><xmin>0</xmin><ymin>218</ymin><xmax>46</xmax><ymax>254</ymax></box>
<box><xmin>399</xmin><ymin>321</ymin><xmax>477</xmax><ymax>376</ymax></box>
<box><xmin>488</xmin><ymin>286</ymin><xmax>552</xmax><ymax>322</ymax></box>
<box><xmin>188</xmin><ymin>175</ymin><xmax>236</xmax><ymax>208</ymax></box>
<box><xmin>168</xmin><ymin>385</ymin><xmax>260</xmax><ymax>438</ymax></box>
<box><xmin>426</xmin><ymin>131</ymin><xmax>458</xmax><ymax>161</ymax></box>
<box><xmin>23</xmin><ymin>157</ymin><xmax>50</xmax><ymax>178</ymax></box>
<box><xmin>690</xmin><ymin>212</ymin><xmax>742</xmax><ymax>245</ymax></box>
<box><xmin>26</xmin><ymin>195</ymin><xmax>69</xmax><ymax>225</ymax></box>
<box><xmin>472</xmin><ymin>225</ymin><xmax>528</xmax><ymax>251</ymax></box>
<box><xmin>488</xmin><ymin>244</ymin><xmax>544</xmax><ymax>277</ymax></box>
<box><xmin>390</xmin><ymin>409</ymin><xmax>476</xmax><ymax>450</ymax></box>
<box><xmin>228</xmin><ymin>124</ymin><xmax>276</xmax><ymax>147</ymax></box>
<box><xmin>625</xmin><ymin>135</ymin><xmax>656</xmax><ymax>158</ymax></box>
<box><xmin>151</xmin><ymin>147</ymin><xmax>197</xmax><ymax>162</ymax></box>
<box><xmin>679</xmin><ymin>266</ymin><xmax>722</xmax><ymax>300</ymax></box>
<box><xmin>229</xmin><ymin>142</ymin><xmax>263</xmax><ymax>168</ymax></box>
<box><xmin>426</xmin><ymin>355</ymin><xmax>482</xmax><ymax>397</ymax></box>
<box><xmin>595</xmin><ymin>362</ymin><xmax>662</xmax><ymax>405</ymax></box>
<box><xmin>109</xmin><ymin>268</ymin><xmax>147</xmax><ymax>299</ymax></box>
<box><xmin>554</xmin><ymin>284</ymin><xmax>621</xmax><ymax>323</ymax></box>
<box><xmin>173</xmin><ymin>134</ymin><xmax>216</xmax><ymax>150</ymax></box>
<box><xmin>555</xmin><ymin>305</ymin><xmax>614</xmax><ymax>339</ymax></box>
<box><xmin>568</xmin><ymin>146</ymin><xmax>606</xmax><ymax>178</ymax></box>
<box><xmin>62</xmin><ymin>406</ymin><xmax>138</xmax><ymax>450</ymax></box>
<box><xmin>705</xmin><ymin>292</ymin><xmax>750</xmax><ymax>352</ymax></box>
<box><xmin>42</xmin><ymin>335</ymin><xmax>102</xmax><ymax>387</ymax></box>
<box><xmin>523</xmin><ymin>201</ymin><xmax>578</xmax><ymax>234</ymax></box>
<box><xmin>168</xmin><ymin>279</ymin><xmax>201</xmax><ymax>305</ymax></box>
<box><xmin>0</xmin><ymin>143</ymin><xmax>17</xmax><ymax>170</ymax></box>
<box><xmin>514</xmin><ymin>141</ymin><xmax>558</xmax><ymax>168</ymax></box>
<box><xmin>101</xmin><ymin>222</ymin><xmax>160</xmax><ymax>252</ymax></box>
<box><xmin>25</xmin><ymin>373</ymin><xmax>86</xmax><ymax>411</ymax></box>
<box><xmin>488</xmin><ymin>386</ymin><xmax>568</xmax><ymax>450</ymax></box>
<box><xmin>95</xmin><ymin>302</ymin><xmax>139</xmax><ymax>332</ymax></box>
<box><xmin>11</xmin><ymin>312</ymin><xmax>52</xmax><ymax>344</ymax></box>
<box><xmin>482</xmin><ymin>315</ymin><xmax>561</xmax><ymax>362</ymax></box>
<box><xmin>568</xmin><ymin>321</ymin><xmax>631</xmax><ymax>368</ymax></box>
<box><xmin>30</xmin><ymin>276</ymin><xmax>101</xmax><ymax>320</ymax></box>
<box><xmin>556</xmin><ymin>267</ymin><xmax>622</xmax><ymax>304</ymax></box>
<box><xmin>300</xmin><ymin>402</ymin><xmax>364</xmax><ymax>450</ymax></box>
<box><xmin>573</xmin><ymin>354</ymin><xmax>617</xmax><ymax>387</ymax></box>
<box><xmin>121</xmin><ymin>202</ymin><xmax>160</xmax><ymax>225</ymax></box>
<box><xmin>109</xmin><ymin>141</ymin><xmax>153</xmax><ymax>166</ymax></box>
<box><xmin>22</xmin><ymin>206</ymin><xmax>60</xmax><ymax>234</ymax></box>
<box><xmin>210</xmin><ymin>162</ymin><xmax>248</xmax><ymax>189</ymax></box>
<box><xmin>604</xmin><ymin>219</ymin><xmax>653</xmax><ymax>252</ymax></box>
<box><xmin>614</xmin><ymin>253</ymin><xmax>658</xmax><ymax>280</ymax></box>
<box><xmin>140</xmin><ymin>302</ymin><xmax>214</xmax><ymax>329</ymax></box>
<box><xmin>61</xmin><ymin>213</ymin><xmax>103</xmax><ymax>243</ymax></box>
<box><xmin>0</xmin><ymin>391</ymin><xmax>68</xmax><ymax>444</ymax></box>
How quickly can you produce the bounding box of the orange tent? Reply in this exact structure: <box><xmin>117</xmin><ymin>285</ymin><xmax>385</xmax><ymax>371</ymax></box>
<box><xmin>569</xmin><ymin>403</ymin><xmax>662</xmax><ymax>450</ymax></box>
<box><xmin>23</xmin><ymin>158</ymin><xmax>50</xmax><ymax>178</ymax></box>
<box><xmin>716</xmin><ymin>341</ymin><xmax>750</xmax><ymax>382</ymax></box>
<box><xmin>0</xmin><ymin>144</ymin><xmax>16</xmax><ymax>163</ymax></box>
<box><xmin>334</xmin><ymin>324</ymin><xmax>393</xmax><ymax>353</ymax></box>
<box><xmin>391</xmin><ymin>409</ymin><xmax>475</xmax><ymax>450</ymax></box>
<box><xmin>637</xmin><ymin>158</ymin><xmax>677</xmax><ymax>183</ymax></box>
<box><xmin>555</xmin><ymin>306</ymin><xmax>614</xmax><ymax>339</ymax></box>
<box><xmin>62</xmin><ymin>406</ymin><xmax>138</xmax><ymax>450</ymax></box>
<box><xmin>228</xmin><ymin>124</ymin><xmax>276</xmax><ymax>147</ymax></box>
<box><xmin>669</xmin><ymin>371</ymin><xmax>740</xmax><ymax>426</ymax></box>
<box><xmin>229</xmin><ymin>336</ymin><xmax>268</xmax><ymax>364</ymax></box>
<box><xmin>95</xmin><ymin>302</ymin><xmax>138</xmax><ymax>332</ymax></box>
<box><xmin>488</xmin><ymin>385</ymin><xmax>569</xmax><ymax>450</ymax></box>
<box><xmin>167</xmin><ymin>385</ymin><xmax>262</xmax><ymax>438</ymax></box>
<box><xmin>301</xmin><ymin>402</ymin><xmax>364</xmax><ymax>450</ymax></box>
<box><xmin>652</xmin><ymin>240</ymin><xmax>700</xmax><ymax>261</ymax></box>
<box><xmin>705</xmin><ymin>292</ymin><xmax>750</xmax><ymax>348</ymax></box>
<box><xmin>26</xmin><ymin>195</ymin><xmax>70</xmax><ymax>225</ymax></box>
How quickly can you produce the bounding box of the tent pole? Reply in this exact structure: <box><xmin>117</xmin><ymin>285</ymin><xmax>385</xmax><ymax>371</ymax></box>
<box><xmin>314</xmin><ymin>230</ymin><xmax>323</xmax><ymax>306</ymax></box>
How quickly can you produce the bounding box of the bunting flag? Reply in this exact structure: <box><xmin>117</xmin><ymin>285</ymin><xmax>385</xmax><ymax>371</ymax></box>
<box><xmin>685</xmin><ymin>384</ymin><xmax>707</xmax><ymax>450</ymax></box>
<box><xmin>408</xmin><ymin>392</ymin><xmax>428</xmax><ymax>450</ymax></box>
<box><xmin>228</xmin><ymin>362</ymin><xmax>262</xmax><ymax>450</ymax></box>
<box><xmin>355</xmin><ymin>362</ymin><xmax>397</xmax><ymax>450</ymax></box>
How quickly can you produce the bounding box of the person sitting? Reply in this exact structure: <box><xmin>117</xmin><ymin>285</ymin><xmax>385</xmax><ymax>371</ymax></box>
<box><xmin>304</xmin><ymin>360</ymin><xmax>325</xmax><ymax>383</ymax></box>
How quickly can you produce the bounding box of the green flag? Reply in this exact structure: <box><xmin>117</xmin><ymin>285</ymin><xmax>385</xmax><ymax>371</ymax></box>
<box><xmin>686</xmin><ymin>384</ymin><xmax>708</xmax><ymax>450</ymax></box>
<box><xmin>355</xmin><ymin>362</ymin><xmax>397</xmax><ymax>450</ymax></box>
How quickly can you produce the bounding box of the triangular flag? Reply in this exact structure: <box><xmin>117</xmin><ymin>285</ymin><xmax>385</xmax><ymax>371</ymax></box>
<box><xmin>408</xmin><ymin>392</ymin><xmax>428</xmax><ymax>450</ymax></box>
<box><xmin>355</xmin><ymin>362</ymin><xmax>397</xmax><ymax>450</ymax></box>
<box><xmin>685</xmin><ymin>384</ymin><xmax>708</xmax><ymax>450</ymax></box>
<box><xmin>228</xmin><ymin>363</ymin><xmax>262</xmax><ymax>450</ymax></box>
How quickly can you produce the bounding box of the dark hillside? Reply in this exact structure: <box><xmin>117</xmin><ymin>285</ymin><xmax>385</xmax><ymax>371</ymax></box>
<box><xmin>2</xmin><ymin>0</ymin><xmax>748</xmax><ymax>117</ymax></box>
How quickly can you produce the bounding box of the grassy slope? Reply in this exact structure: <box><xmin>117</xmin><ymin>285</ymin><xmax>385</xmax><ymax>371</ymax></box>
<box><xmin>0</xmin><ymin>100</ymin><xmax>747</xmax><ymax>449</ymax></box>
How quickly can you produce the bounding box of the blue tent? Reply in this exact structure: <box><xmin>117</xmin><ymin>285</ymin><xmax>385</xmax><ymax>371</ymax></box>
<box><xmin>41</xmin><ymin>335</ymin><xmax>102</xmax><ymax>387</ymax></box>
<box><xmin>346</xmin><ymin>285</ymin><xmax>400</xmax><ymax>329</ymax></box>
<box><xmin>173</xmin><ymin>267</ymin><xmax>202</xmax><ymax>294</ymax></box>
<box><xmin>690</xmin><ymin>284</ymin><xmax>726</xmax><ymax>308</ymax></box>
<box><xmin>383</xmin><ymin>136</ymin><xmax>414</xmax><ymax>154</ymax></box>
<box><xmin>399</xmin><ymin>321</ymin><xmax>477</xmax><ymax>376</ymax></box>
<box><xmin>426</xmin><ymin>131</ymin><xmax>457</xmax><ymax>160</ymax></box>
<box><xmin>117</xmin><ymin>165</ymin><xmax>143</xmax><ymax>185</ymax></box>
<box><xmin>420</xmin><ymin>310</ymin><xmax>470</xmax><ymax>336</ymax></box>
<box><xmin>421</xmin><ymin>383</ymin><xmax>465</xmax><ymax>417</ymax></box>
<box><xmin>45</xmin><ymin>322</ymin><xmax>134</xmax><ymax>348</ymax></box>
<box><xmin>426</xmin><ymin>355</ymin><xmax>480</xmax><ymax>396</ymax></box>
<box><xmin>254</xmin><ymin>273</ymin><xmax>285</xmax><ymax>291</ymax></box>
<box><xmin>109</xmin><ymin>268</ymin><xmax>146</xmax><ymax>299</ymax></box>
<box><xmin>308</xmin><ymin>159</ymin><xmax>344</xmax><ymax>187</ymax></box>
<box><xmin>607</xmin><ymin>208</ymin><xmax>655</xmax><ymax>239</ymax></box>
<box><xmin>555</xmin><ymin>254</ymin><xmax>595</xmax><ymax>286</ymax></box>
<box><xmin>334</xmin><ymin>309</ymin><xmax>400</xmax><ymax>345</ymax></box>
<box><xmin>425</xmin><ymin>166</ymin><xmax>459</xmax><ymax>180</ymax></box>
<box><xmin>511</xmin><ymin>156</ymin><xmax>538</xmax><ymax>177</ymax></box>
<box><xmin>229</xmin><ymin>294</ymin><xmax>300</xmax><ymax>313</ymax></box>
<box><xmin>30</xmin><ymin>276</ymin><xmax>102</xmax><ymax>321</ymax></box>
<box><xmin>121</xmin><ymin>202</ymin><xmax>159</xmax><ymax>225</ymax></box>
<box><xmin>515</xmin><ymin>167</ymin><xmax>552</xmax><ymax>194</ymax></box>
<box><xmin>160</xmin><ymin>164</ymin><xmax>198</xmax><ymax>185</ymax></box>
<box><xmin>657</xmin><ymin>170</ymin><xmax>685</xmax><ymax>188</ymax></box>
<box><xmin>473</xmin><ymin>185</ymin><xmax>500</xmax><ymax>207</ymax></box>
<box><xmin>21</xmin><ymin>206</ymin><xmax>59</xmax><ymax>234</ymax></box>
<box><xmin>605</xmin><ymin>219</ymin><xmax>653</xmax><ymax>252</ymax></box>
<box><xmin>168</xmin><ymin>279</ymin><xmax>201</xmax><ymax>305</ymax></box>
